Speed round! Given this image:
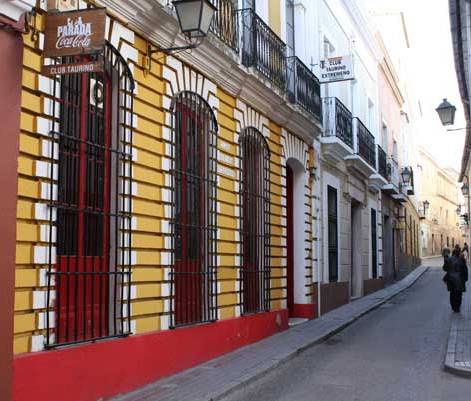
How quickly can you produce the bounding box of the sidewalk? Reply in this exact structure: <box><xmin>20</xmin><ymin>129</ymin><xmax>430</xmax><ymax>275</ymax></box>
<box><xmin>445</xmin><ymin>285</ymin><xmax>471</xmax><ymax>377</ymax></box>
<box><xmin>112</xmin><ymin>265</ymin><xmax>429</xmax><ymax>401</ymax></box>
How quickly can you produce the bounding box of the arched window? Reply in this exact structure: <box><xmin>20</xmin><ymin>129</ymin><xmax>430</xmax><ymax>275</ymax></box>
<box><xmin>170</xmin><ymin>92</ymin><xmax>218</xmax><ymax>327</ymax></box>
<box><xmin>239</xmin><ymin>127</ymin><xmax>270</xmax><ymax>314</ymax></box>
<box><xmin>46</xmin><ymin>43</ymin><xmax>134</xmax><ymax>347</ymax></box>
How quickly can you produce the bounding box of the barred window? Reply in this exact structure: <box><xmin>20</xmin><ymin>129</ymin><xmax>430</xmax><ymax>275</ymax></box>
<box><xmin>45</xmin><ymin>44</ymin><xmax>134</xmax><ymax>347</ymax></box>
<box><xmin>239</xmin><ymin>128</ymin><xmax>270</xmax><ymax>314</ymax></box>
<box><xmin>371</xmin><ymin>208</ymin><xmax>378</xmax><ymax>279</ymax></box>
<box><xmin>170</xmin><ymin>92</ymin><xmax>218</xmax><ymax>328</ymax></box>
<box><xmin>327</xmin><ymin>185</ymin><xmax>338</xmax><ymax>283</ymax></box>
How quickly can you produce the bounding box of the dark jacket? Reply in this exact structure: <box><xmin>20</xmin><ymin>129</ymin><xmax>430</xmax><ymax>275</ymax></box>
<box><xmin>443</xmin><ymin>255</ymin><xmax>468</xmax><ymax>292</ymax></box>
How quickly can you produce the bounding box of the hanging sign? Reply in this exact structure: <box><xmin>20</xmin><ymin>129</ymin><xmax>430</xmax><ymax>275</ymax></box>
<box><xmin>43</xmin><ymin>8</ymin><xmax>106</xmax><ymax>58</ymax></box>
<box><xmin>318</xmin><ymin>55</ymin><xmax>354</xmax><ymax>84</ymax></box>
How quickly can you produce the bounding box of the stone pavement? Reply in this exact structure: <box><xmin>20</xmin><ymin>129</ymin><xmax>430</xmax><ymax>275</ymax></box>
<box><xmin>112</xmin><ymin>265</ymin><xmax>429</xmax><ymax>401</ymax></box>
<box><xmin>445</xmin><ymin>284</ymin><xmax>471</xmax><ymax>377</ymax></box>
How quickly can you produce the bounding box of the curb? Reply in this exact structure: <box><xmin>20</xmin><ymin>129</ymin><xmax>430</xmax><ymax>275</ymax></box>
<box><xmin>444</xmin><ymin>310</ymin><xmax>471</xmax><ymax>378</ymax></box>
<box><xmin>212</xmin><ymin>265</ymin><xmax>430</xmax><ymax>401</ymax></box>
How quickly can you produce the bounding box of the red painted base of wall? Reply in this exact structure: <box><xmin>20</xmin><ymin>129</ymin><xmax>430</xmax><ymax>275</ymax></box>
<box><xmin>292</xmin><ymin>303</ymin><xmax>317</xmax><ymax>319</ymax></box>
<box><xmin>13</xmin><ymin>309</ymin><xmax>288</xmax><ymax>401</ymax></box>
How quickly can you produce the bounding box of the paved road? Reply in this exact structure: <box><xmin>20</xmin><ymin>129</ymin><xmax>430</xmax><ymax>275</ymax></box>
<box><xmin>222</xmin><ymin>258</ymin><xmax>470</xmax><ymax>401</ymax></box>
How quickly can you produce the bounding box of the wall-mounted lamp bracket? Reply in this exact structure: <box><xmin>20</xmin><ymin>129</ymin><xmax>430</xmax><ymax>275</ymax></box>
<box><xmin>145</xmin><ymin>42</ymin><xmax>199</xmax><ymax>73</ymax></box>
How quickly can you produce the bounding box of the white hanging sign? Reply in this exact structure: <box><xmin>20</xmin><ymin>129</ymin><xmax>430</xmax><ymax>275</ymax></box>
<box><xmin>318</xmin><ymin>55</ymin><xmax>354</xmax><ymax>84</ymax></box>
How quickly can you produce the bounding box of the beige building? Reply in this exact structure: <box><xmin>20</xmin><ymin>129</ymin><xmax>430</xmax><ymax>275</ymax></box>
<box><xmin>417</xmin><ymin>149</ymin><xmax>462</xmax><ymax>256</ymax></box>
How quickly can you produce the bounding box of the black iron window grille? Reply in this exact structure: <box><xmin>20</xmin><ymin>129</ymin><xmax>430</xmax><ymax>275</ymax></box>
<box><xmin>355</xmin><ymin>118</ymin><xmax>376</xmax><ymax>168</ymax></box>
<box><xmin>327</xmin><ymin>185</ymin><xmax>338</xmax><ymax>283</ymax></box>
<box><xmin>286</xmin><ymin>56</ymin><xmax>322</xmax><ymax>121</ymax></box>
<box><xmin>322</xmin><ymin>97</ymin><xmax>353</xmax><ymax>148</ymax></box>
<box><xmin>239</xmin><ymin>127</ymin><xmax>271</xmax><ymax>314</ymax></box>
<box><xmin>240</xmin><ymin>8</ymin><xmax>287</xmax><ymax>91</ymax></box>
<box><xmin>170</xmin><ymin>91</ymin><xmax>218</xmax><ymax>328</ymax></box>
<box><xmin>45</xmin><ymin>43</ymin><xmax>134</xmax><ymax>348</ymax></box>
<box><xmin>209</xmin><ymin>0</ymin><xmax>239</xmax><ymax>52</ymax></box>
<box><xmin>377</xmin><ymin>145</ymin><xmax>388</xmax><ymax>179</ymax></box>
<box><xmin>371</xmin><ymin>208</ymin><xmax>378</xmax><ymax>279</ymax></box>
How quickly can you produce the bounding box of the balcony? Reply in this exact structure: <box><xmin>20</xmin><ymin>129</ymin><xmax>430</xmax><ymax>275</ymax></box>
<box><xmin>345</xmin><ymin>118</ymin><xmax>376</xmax><ymax>178</ymax></box>
<box><xmin>382</xmin><ymin>157</ymin><xmax>400</xmax><ymax>195</ymax></box>
<box><xmin>320</xmin><ymin>97</ymin><xmax>353</xmax><ymax>163</ymax></box>
<box><xmin>377</xmin><ymin>146</ymin><xmax>387</xmax><ymax>179</ymax></box>
<box><xmin>403</xmin><ymin>167</ymin><xmax>415</xmax><ymax>195</ymax></box>
<box><xmin>240</xmin><ymin>9</ymin><xmax>287</xmax><ymax>91</ymax></box>
<box><xmin>369</xmin><ymin>145</ymin><xmax>388</xmax><ymax>190</ymax></box>
<box><xmin>392</xmin><ymin>183</ymin><xmax>408</xmax><ymax>203</ymax></box>
<box><xmin>209</xmin><ymin>0</ymin><xmax>239</xmax><ymax>52</ymax></box>
<box><xmin>286</xmin><ymin>56</ymin><xmax>322</xmax><ymax>121</ymax></box>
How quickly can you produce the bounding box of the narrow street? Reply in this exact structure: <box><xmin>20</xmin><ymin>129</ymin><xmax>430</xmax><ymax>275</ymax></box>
<box><xmin>222</xmin><ymin>258</ymin><xmax>470</xmax><ymax>401</ymax></box>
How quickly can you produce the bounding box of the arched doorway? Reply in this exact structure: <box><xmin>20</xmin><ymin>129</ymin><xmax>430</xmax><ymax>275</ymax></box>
<box><xmin>286</xmin><ymin>158</ymin><xmax>307</xmax><ymax>318</ymax></box>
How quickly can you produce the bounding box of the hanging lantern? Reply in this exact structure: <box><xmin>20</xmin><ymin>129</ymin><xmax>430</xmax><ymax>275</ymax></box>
<box><xmin>435</xmin><ymin>98</ymin><xmax>456</xmax><ymax>126</ymax></box>
<box><xmin>173</xmin><ymin>0</ymin><xmax>217</xmax><ymax>39</ymax></box>
<box><xmin>401</xmin><ymin>166</ymin><xmax>412</xmax><ymax>186</ymax></box>
<box><xmin>423</xmin><ymin>200</ymin><xmax>430</xmax><ymax>213</ymax></box>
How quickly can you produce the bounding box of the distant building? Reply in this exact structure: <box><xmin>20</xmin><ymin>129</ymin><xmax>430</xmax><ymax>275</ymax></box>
<box><xmin>417</xmin><ymin>148</ymin><xmax>462</xmax><ymax>256</ymax></box>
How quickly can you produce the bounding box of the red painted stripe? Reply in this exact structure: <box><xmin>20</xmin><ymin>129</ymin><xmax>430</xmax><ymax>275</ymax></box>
<box><xmin>13</xmin><ymin>309</ymin><xmax>288</xmax><ymax>401</ymax></box>
<box><xmin>292</xmin><ymin>303</ymin><xmax>317</xmax><ymax>319</ymax></box>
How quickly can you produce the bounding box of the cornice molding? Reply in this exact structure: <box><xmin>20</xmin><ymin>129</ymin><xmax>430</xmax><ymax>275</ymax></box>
<box><xmin>0</xmin><ymin>0</ymin><xmax>35</xmax><ymax>21</ymax></box>
<box><xmin>97</xmin><ymin>0</ymin><xmax>321</xmax><ymax>142</ymax></box>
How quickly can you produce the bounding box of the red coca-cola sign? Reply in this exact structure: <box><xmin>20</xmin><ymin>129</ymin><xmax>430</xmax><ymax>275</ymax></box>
<box><xmin>44</xmin><ymin>8</ymin><xmax>105</xmax><ymax>58</ymax></box>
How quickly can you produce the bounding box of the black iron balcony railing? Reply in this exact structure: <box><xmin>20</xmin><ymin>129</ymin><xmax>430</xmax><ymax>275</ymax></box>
<box><xmin>322</xmin><ymin>97</ymin><xmax>353</xmax><ymax>148</ymax></box>
<box><xmin>286</xmin><ymin>56</ymin><xmax>321</xmax><ymax>121</ymax></box>
<box><xmin>355</xmin><ymin>118</ymin><xmax>376</xmax><ymax>168</ymax></box>
<box><xmin>240</xmin><ymin>9</ymin><xmax>287</xmax><ymax>90</ymax></box>
<box><xmin>387</xmin><ymin>157</ymin><xmax>400</xmax><ymax>188</ymax></box>
<box><xmin>209</xmin><ymin>0</ymin><xmax>239</xmax><ymax>52</ymax></box>
<box><xmin>377</xmin><ymin>145</ymin><xmax>387</xmax><ymax>179</ymax></box>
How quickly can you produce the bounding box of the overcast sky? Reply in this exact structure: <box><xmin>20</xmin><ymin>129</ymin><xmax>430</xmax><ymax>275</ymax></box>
<box><xmin>403</xmin><ymin>0</ymin><xmax>465</xmax><ymax>173</ymax></box>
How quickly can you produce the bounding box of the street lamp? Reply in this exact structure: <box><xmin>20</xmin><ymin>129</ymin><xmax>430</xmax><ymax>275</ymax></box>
<box><xmin>401</xmin><ymin>166</ymin><xmax>412</xmax><ymax>186</ymax></box>
<box><xmin>146</xmin><ymin>0</ymin><xmax>217</xmax><ymax>69</ymax></box>
<box><xmin>462</xmin><ymin>179</ymin><xmax>469</xmax><ymax>197</ymax></box>
<box><xmin>436</xmin><ymin>98</ymin><xmax>457</xmax><ymax>126</ymax></box>
<box><xmin>173</xmin><ymin>0</ymin><xmax>217</xmax><ymax>39</ymax></box>
<box><xmin>419</xmin><ymin>200</ymin><xmax>429</xmax><ymax>220</ymax></box>
<box><xmin>423</xmin><ymin>200</ymin><xmax>430</xmax><ymax>213</ymax></box>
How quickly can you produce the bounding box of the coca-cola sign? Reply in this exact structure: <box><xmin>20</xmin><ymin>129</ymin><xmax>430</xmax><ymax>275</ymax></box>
<box><xmin>44</xmin><ymin>8</ymin><xmax>105</xmax><ymax>58</ymax></box>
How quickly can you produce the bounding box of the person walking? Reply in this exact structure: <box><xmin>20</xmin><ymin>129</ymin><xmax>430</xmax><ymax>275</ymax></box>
<box><xmin>463</xmin><ymin>242</ymin><xmax>469</xmax><ymax>264</ymax></box>
<box><xmin>443</xmin><ymin>245</ymin><xmax>468</xmax><ymax>313</ymax></box>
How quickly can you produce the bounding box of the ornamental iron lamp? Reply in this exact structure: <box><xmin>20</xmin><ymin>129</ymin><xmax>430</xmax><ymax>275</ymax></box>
<box><xmin>462</xmin><ymin>179</ymin><xmax>469</xmax><ymax>197</ymax></box>
<box><xmin>146</xmin><ymin>0</ymin><xmax>216</xmax><ymax>69</ymax></box>
<box><xmin>401</xmin><ymin>166</ymin><xmax>412</xmax><ymax>186</ymax></box>
<box><xmin>435</xmin><ymin>98</ymin><xmax>456</xmax><ymax>126</ymax></box>
<box><xmin>423</xmin><ymin>200</ymin><xmax>430</xmax><ymax>213</ymax></box>
<box><xmin>173</xmin><ymin>0</ymin><xmax>217</xmax><ymax>39</ymax></box>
